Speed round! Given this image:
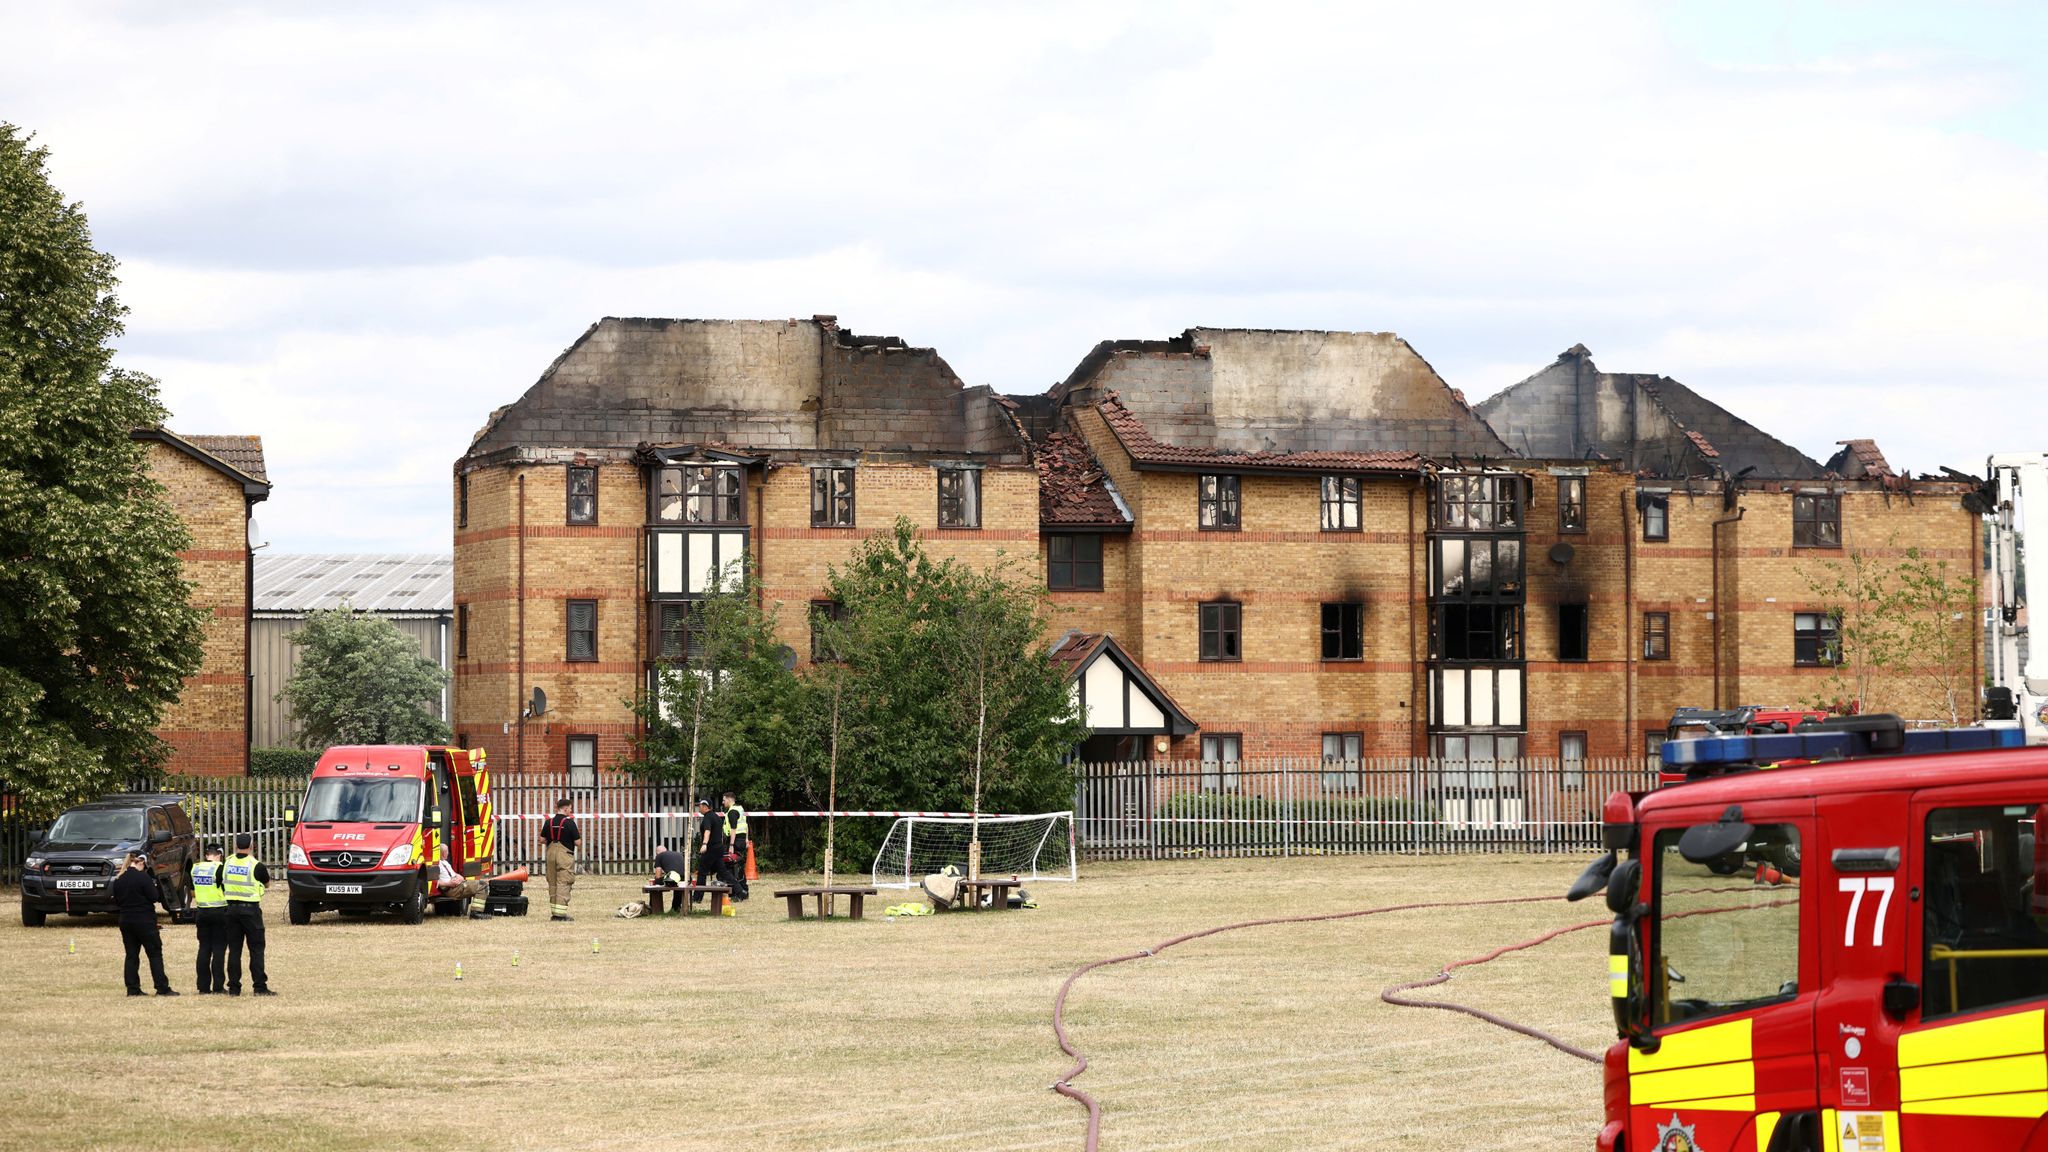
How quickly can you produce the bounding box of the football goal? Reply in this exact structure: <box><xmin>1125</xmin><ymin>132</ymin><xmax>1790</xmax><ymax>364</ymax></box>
<box><xmin>871</xmin><ymin>812</ymin><xmax>1077</xmax><ymax>889</ymax></box>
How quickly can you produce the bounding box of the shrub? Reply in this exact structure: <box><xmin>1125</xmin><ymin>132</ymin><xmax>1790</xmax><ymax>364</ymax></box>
<box><xmin>249</xmin><ymin>747</ymin><xmax>321</xmax><ymax>777</ymax></box>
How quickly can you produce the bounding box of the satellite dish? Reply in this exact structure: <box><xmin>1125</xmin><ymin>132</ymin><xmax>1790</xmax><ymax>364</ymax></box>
<box><xmin>247</xmin><ymin>517</ymin><xmax>269</xmax><ymax>550</ymax></box>
<box><xmin>775</xmin><ymin>644</ymin><xmax>798</xmax><ymax>671</ymax></box>
<box><xmin>1548</xmin><ymin>542</ymin><xmax>1575</xmax><ymax>565</ymax></box>
<box><xmin>528</xmin><ymin>687</ymin><xmax>547</xmax><ymax>718</ymax></box>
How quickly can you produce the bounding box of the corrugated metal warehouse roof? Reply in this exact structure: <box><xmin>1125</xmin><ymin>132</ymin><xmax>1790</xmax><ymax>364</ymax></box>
<box><xmin>254</xmin><ymin>554</ymin><xmax>452</xmax><ymax>616</ymax></box>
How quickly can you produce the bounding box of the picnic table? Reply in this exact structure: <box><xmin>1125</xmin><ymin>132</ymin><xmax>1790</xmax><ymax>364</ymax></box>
<box><xmin>771</xmin><ymin>885</ymin><xmax>880</xmax><ymax>921</ymax></box>
<box><xmin>642</xmin><ymin>881</ymin><xmax>730</xmax><ymax>916</ymax></box>
<box><xmin>956</xmin><ymin>877</ymin><xmax>1024</xmax><ymax>910</ymax></box>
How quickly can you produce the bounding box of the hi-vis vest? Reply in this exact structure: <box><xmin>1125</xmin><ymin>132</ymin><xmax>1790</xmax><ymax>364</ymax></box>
<box><xmin>191</xmin><ymin>860</ymin><xmax>227</xmax><ymax>909</ymax></box>
<box><xmin>723</xmin><ymin>806</ymin><xmax>748</xmax><ymax>841</ymax></box>
<box><xmin>222</xmin><ymin>854</ymin><xmax>262</xmax><ymax>902</ymax></box>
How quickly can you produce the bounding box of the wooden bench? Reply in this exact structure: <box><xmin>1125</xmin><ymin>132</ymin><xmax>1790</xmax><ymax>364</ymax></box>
<box><xmin>956</xmin><ymin>878</ymin><xmax>1024</xmax><ymax>910</ymax></box>
<box><xmin>642</xmin><ymin>882</ymin><xmax>730</xmax><ymax>916</ymax></box>
<box><xmin>772</xmin><ymin>885</ymin><xmax>880</xmax><ymax>921</ymax></box>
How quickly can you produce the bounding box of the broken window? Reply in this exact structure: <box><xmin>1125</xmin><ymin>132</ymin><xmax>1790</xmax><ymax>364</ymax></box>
<box><xmin>1793</xmin><ymin>493</ymin><xmax>1841</xmax><ymax>548</ymax></box>
<box><xmin>654</xmin><ymin>465</ymin><xmax>744</xmax><ymax>525</ymax></box>
<box><xmin>1198</xmin><ymin>474</ymin><xmax>1240</xmax><ymax>530</ymax></box>
<box><xmin>1794</xmin><ymin>612</ymin><xmax>1840</xmax><ymax>666</ymax></box>
<box><xmin>809</xmin><ymin>600</ymin><xmax>846</xmax><ymax>664</ymax></box>
<box><xmin>1557</xmin><ymin>477</ymin><xmax>1586</xmax><ymax>534</ymax></box>
<box><xmin>1430</xmin><ymin>604</ymin><xmax>1522</xmax><ymax>661</ymax></box>
<box><xmin>1643</xmin><ymin>611</ymin><xmax>1670</xmax><ymax>661</ymax></box>
<box><xmin>937</xmin><ymin>468</ymin><xmax>980</xmax><ymax>529</ymax></box>
<box><xmin>1047</xmin><ymin>534</ymin><xmax>1104</xmax><ymax>591</ymax></box>
<box><xmin>1199</xmin><ymin>601</ymin><xmax>1241</xmax><ymax>662</ymax></box>
<box><xmin>1434</xmin><ymin>474</ymin><xmax>1521</xmax><ymax>531</ymax></box>
<box><xmin>1321</xmin><ymin>602</ymin><xmax>1365</xmax><ymax>661</ymax></box>
<box><xmin>567</xmin><ymin>466</ymin><xmax>597</xmax><ymax>524</ymax></box>
<box><xmin>811</xmin><ymin>467</ymin><xmax>856</xmax><ymax>528</ymax></box>
<box><xmin>1641</xmin><ymin>492</ymin><xmax>1669</xmax><ymax>541</ymax></box>
<box><xmin>1430</xmin><ymin>538</ymin><xmax>1523</xmax><ymax>598</ymax></box>
<box><xmin>1321</xmin><ymin>476</ymin><xmax>1362</xmax><ymax>531</ymax></box>
<box><xmin>1558</xmin><ymin>603</ymin><xmax>1589</xmax><ymax>661</ymax></box>
<box><xmin>567</xmin><ymin>599</ymin><xmax>598</xmax><ymax>663</ymax></box>
<box><xmin>458</xmin><ymin>473</ymin><xmax>469</xmax><ymax>529</ymax></box>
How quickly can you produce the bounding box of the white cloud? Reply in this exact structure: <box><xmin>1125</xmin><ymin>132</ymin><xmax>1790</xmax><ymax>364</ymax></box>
<box><xmin>2</xmin><ymin>0</ymin><xmax>2041</xmax><ymax>548</ymax></box>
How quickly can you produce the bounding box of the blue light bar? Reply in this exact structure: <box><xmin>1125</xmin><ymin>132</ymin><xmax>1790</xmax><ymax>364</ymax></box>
<box><xmin>1663</xmin><ymin>725</ymin><xmax>2024</xmax><ymax>769</ymax></box>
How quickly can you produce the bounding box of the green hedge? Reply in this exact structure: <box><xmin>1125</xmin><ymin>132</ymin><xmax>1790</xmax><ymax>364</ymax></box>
<box><xmin>1150</xmin><ymin>791</ymin><xmax>1440</xmax><ymax>851</ymax></box>
<box><xmin>249</xmin><ymin>747</ymin><xmax>321</xmax><ymax>777</ymax></box>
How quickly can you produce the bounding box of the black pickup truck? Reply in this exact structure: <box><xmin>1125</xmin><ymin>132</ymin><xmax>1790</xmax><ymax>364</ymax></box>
<box><xmin>20</xmin><ymin>794</ymin><xmax>200</xmax><ymax>926</ymax></box>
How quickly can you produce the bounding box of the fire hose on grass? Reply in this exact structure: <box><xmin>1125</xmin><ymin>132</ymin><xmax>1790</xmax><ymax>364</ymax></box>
<box><xmin>1048</xmin><ymin>885</ymin><xmax>1788</xmax><ymax>1150</ymax></box>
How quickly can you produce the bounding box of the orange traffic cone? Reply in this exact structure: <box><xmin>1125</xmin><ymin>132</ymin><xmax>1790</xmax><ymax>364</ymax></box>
<box><xmin>1755</xmin><ymin>863</ymin><xmax>1785</xmax><ymax>886</ymax></box>
<box><xmin>745</xmin><ymin>841</ymin><xmax>758</xmax><ymax>881</ymax></box>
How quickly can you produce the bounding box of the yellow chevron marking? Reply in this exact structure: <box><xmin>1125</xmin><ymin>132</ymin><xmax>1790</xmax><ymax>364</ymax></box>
<box><xmin>1900</xmin><ymin>1090</ymin><xmax>2048</xmax><ymax>1118</ymax></box>
<box><xmin>1631</xmin><ymin>1060</ymin><xmax>1756</xmax><ymax>1107</ymax></box>
<box><xmin>1899</xmin><ymin>1008</ymin><xmax>2043</xmax><ymax>1068</ymax></box>
<box><xmin>1902</xmin><ymin>1052</ymin><xmax>2047</xmax><ymax>1103</ymax></box>
<box><xmin>1629</xmin><ymin>1018</ymin><xmax>1753</xmax><ymax>1074</ymax></box>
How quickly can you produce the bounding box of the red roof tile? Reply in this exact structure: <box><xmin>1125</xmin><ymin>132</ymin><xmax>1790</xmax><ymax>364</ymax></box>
<box><xmin>1684</xmin><ymin>429</ymin><xmax>1720</xmax><ymax>459</ymax></box>
<box><xmin>1835</xmin><ymin>438</ymin><xmax>1894</xmax><ymax>478</ymax></box>
<box><xmin>1036</xmin><ymin>431</ymin><xmax>1130</xmax><ymax>528</ymax></box>
<box><xmin>182</xmin><ymin>434</ymin><xmax>268</xmax><ymax>482</ymax></box>
<box><xmin>1097</xmin><ymin>395</ymin><xmax>1424</xmax><ymax>472</ymax></box>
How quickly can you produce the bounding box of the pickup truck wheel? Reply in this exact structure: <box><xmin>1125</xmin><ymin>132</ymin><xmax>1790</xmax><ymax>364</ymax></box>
<box><xmin>21</xmin><ymin>904</ymin><xmax>46</xmax><ymax>927</ymax></box>
<box><xmin>287</xmin><ymin>899</ymin><xmax>312</xmax><ymax>926</ymax></box>
<box><xmin>400</xmin><ymin>883</ymin><xmax>426</xmax><ymax>925</ymax></box>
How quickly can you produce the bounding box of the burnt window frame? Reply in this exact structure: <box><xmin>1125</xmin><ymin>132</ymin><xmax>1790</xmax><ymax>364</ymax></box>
<box><xmin>1793</xmin><ymin>493</ymin><xmax>1842</xmax><ymax>549</ymax></box>
<box><xmin>1199</xmin><ymin>600</ymin><xmax>1242</xmax><ymax>662</ymax></box>
<box><xmin>1047</xmin><ymin>533</ymin><xmax>1104</xmax><ymax>591</ymax></box>
<box><xmin>809</xmin><ymin>599</ymin><xmax>846</xmax><ymax>664</ymax></box>
<box><xmin>1320</xmin><ymin>475</ymin><xmax>1362</xmax><ymax>532</ymax></box>
<box><xmin>458</xmin><ymin>473</ymin><xmax>469</xmax><ymax>529</ymax></box>
<box><xmin>1558</xmin><ymin>602</ymin><xmax>1590</xmax><ymax>662</ymax></box>
<box><xmin>936</xmin><ymin>467</ymin><xmax>981</xmax><ymax>529</ymax></box>
<box><xmin>1432</xmin><ymin>473</ymin><xmax>1523</xmax><ymax>532</ymax></box>
<box><xmin>1794</xmin><ymin>611</ymin><xmax>1841</xmax><ymax>666</ymax></box>
<box><xmin>567</xmin><ymin>599</ymin><xmax>598</xmax><ymax>663</ymax></box>
<box><xmin>654</xmin><ymin>465</ymin><xmax>746</xmax><ymax>526</ymax></box>
<box><xmin>1643</xmin><ymin>611</ymin><xmax>1670</xmax><ymax>661</ymax></box>
<box><xmin>1198</xmin><ymin>474</ymin><xmax>1241</xmax><ymax>531</ymax></box>
<box><xmin>1557</xmin><ymin>476</ymin><xmax>1586</xmax><ymax>534</ymax></box>
<box><xmin>567</xmin><ymin>465</ymin><xmax>598</xmax><ymax>525</ymax></box>
<box><xmin>1320</xmin><ymin>602</ymin><xmax>1365</xmax><ymax>662</ymax></box>
<box><xmin>811</xmin><ymin>467</ymin><xmax>857</xmax><ymax>528</ymax></box>
<box><xmin>1641</xmin><ymin>492</ymin><xmax>1669</xmax><ymax>541</ymax></box>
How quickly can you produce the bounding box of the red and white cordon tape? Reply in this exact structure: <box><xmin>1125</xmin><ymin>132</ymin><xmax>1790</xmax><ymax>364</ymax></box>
<box><xmin>502</xmin><ymin>810</ymin><xmax>1013</xmax><ymax>821</ymax></box>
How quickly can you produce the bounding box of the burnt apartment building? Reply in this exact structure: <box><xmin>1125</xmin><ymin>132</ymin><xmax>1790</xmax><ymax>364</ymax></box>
<box><xmin>452</xmin><ymin>318</ymin><xmax>1977</xmax><ymax>781</ymax></box>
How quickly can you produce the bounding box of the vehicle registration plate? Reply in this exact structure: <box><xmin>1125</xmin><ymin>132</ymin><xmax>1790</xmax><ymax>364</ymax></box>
<box><xmin>55</xmin><ymin>879</ymin><xmax>95</xmax><ymax>890</ymax></box>
<box><xmin>324</xmin><ymin>884</ymin><xmax>364</xmax><ymax>895</ymax></box>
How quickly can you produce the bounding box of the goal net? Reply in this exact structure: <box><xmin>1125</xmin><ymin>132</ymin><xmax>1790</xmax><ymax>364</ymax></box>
<box><xmin>871</xmin><ymin>812</ymin><xmax>1077</xmax><ymax>889</ymax></box>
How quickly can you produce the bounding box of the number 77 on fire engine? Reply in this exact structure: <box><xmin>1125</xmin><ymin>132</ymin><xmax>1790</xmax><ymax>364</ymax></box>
<box><xmin>1569</xmin><ymin>716</ymin><xmax>2048</xmax><ymax>1151</ymax></box>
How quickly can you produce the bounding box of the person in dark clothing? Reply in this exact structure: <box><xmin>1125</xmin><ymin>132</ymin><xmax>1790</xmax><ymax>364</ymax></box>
<box><xmin>694</xmin><ymin>799</ymin><xmax>729</xmax><ymax>904</ymax></box>
<box><xmin>187</xmin><ymin>842</ymin><xmax>229</xmax><ymax>993</ymax></box>
<box><xmin>221</xmin><ymin>833</ymin><xmax>275</xmax><ymax>997</ymax></box>
<box><xmin>541</xmin><ymin>798</ymin><xmax>581</xmax><ymax>921</ymax></box>
<box><xmin>722</xmin><ymin>791</ymin><xmax>750</xmax><ymax>902</ymax></box>
<box><xmin>110</xmin><ymin>852</ymin><xmax>177</xmax><ymax>997</ymax></box>
<box><xmin>651</xmin><ymin>848</ymin><xmax>691</xmax><ymax>913</ymax></box>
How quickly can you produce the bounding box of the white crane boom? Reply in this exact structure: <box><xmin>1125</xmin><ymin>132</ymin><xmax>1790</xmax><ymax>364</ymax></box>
<box><xmin>1986</xmin><ymin>453</ymin><xmax>2048</xmax><ymax>743</ymax></box>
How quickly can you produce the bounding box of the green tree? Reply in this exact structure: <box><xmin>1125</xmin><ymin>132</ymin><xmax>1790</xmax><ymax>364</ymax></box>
<box><xmin>1892</xmin><ymin>546</ymin><xmax>1981</xmax><ymax>726</ymax></box>
<box><xmin>280</xmin><ymin>608</ymin><xmax>452</xmax><ymax>748</ymax></box>
<box><xmin>819</xmin><ymin>519</ymin><xmax>1085</xmax><ymax>876</ymax></box>
<box><xmin>623</xmin><ymin>566</ymin><xmax>798</xmax><ymax>882</ymax></box>
<box><xmin>0</xmin><ymin>124</ymin><xmax>206</xmax><ymax>816</ymax></box>
<box><xmin>1801</xmin><ymin>540</ymin><xmax>1980</xmax><ymax>723</ymax></box>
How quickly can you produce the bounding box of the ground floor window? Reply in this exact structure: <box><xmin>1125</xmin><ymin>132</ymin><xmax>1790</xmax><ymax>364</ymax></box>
<box><xmin>1199</xmin><ymin>733</ymin><xmax>1241</xmax><ymax>792</ymax></box>
<box><xmin>1560</xmin><ymin>731</ymin><xmax>1587</xmax><ymax>790</ymax></box>
<box><xmin>1321</xmin><ymin>732</ymin><xmax>1363</xmax><ymax>790</ymax></box>
<box><xmin>567</xmin><ymin>736</ymin><xmax>597</xmax><ymax>792</ymax></box>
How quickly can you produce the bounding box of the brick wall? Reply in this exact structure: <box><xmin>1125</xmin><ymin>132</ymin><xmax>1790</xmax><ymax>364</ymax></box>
<box><xmin>146</xmin><ymin>442</ymin><xmax>252</xmax><ymax>776</ymax></box>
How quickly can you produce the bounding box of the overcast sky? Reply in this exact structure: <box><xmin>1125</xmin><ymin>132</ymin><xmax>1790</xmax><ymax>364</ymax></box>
<box><xmin>6</xmin><ymin>1</ymin><xmax>2043</xmax><ymax>552</ymax></box>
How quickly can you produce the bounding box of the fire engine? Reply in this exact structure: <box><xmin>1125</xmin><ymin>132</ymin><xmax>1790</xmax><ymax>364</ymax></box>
<box><xmin>282</xmin><ymin>745</ymin><xmax>523</xmax><ymax>924</ymax></box>
<box><xmin>1572</xmin><ymin>714</ymin><xmax>2048</xmax><ymax>1151</ymax></box>
<box><xmin>1662</xmin><ymin>707</ymin><xmax>1835</xmax><ymax>789</ymax></box>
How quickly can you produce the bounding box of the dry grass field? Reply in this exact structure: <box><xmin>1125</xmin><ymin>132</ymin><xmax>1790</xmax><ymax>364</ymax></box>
<box><xmin>0</xmin><ymin>855</ymin><xmax>1616</xmax><ymax>1151</ymax></box>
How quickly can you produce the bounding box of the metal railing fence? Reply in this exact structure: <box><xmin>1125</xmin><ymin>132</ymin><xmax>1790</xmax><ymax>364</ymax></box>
<box><xmin>1073</xmin><ymin>757</ymin><xmax>1655</xmax><ymax>860</ymax></box>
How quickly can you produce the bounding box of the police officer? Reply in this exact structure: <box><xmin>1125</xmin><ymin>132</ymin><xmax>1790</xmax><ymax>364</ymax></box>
<box><xmin>188</xmin><ymin>842</ymin><xmax>228</xmax><ymax>994</ymax></box>
<box><xmin>222</xmin><ymin>833</ymin><xmax>276</xmax><ymax>997</ymax></box>
<box><xmin>722</xmin><ymin>790</ymin><xmax>749</xmax><ymax>902</ymax></box>
<box><xmin>693</xmin><ymin>798</ymin><xmax>727</xmax><ymax>904</ymax></box>
<box><xmin>541</xmin><ymin>798</ymin><xmax>580</xmax><ymax>921</ymax></box>
<box><xmin>110</xmin><ymin>851</ymin><xmax>176</xmax><ymax>997</ymax></box>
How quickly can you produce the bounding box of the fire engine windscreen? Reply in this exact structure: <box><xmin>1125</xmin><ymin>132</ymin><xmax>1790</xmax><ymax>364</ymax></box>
<box><xmin>301</xmin><ymin>777</ymin><xmax>423</xmax><ymax>824</ymax></box>
<box><xmin>1653</xmin><ymin>825</ymin><xmax>1802</xmax><ymax>1027</ymax></box>
<box><xmin>1924</xmin><ymin>805</ymin><xmax>2048</xmax><ymax>1019</ymax></box>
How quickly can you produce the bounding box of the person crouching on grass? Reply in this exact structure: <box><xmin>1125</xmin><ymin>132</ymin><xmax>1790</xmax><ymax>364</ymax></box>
<box><xmin>651</xmin><ymin>847</ymin><xmax>690</xmax><ymax>913</ymax></box>
<box><xmin>110</xmin><ymin>851</ymin><xmax>177</xmax><ymax>997</ymax></box>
